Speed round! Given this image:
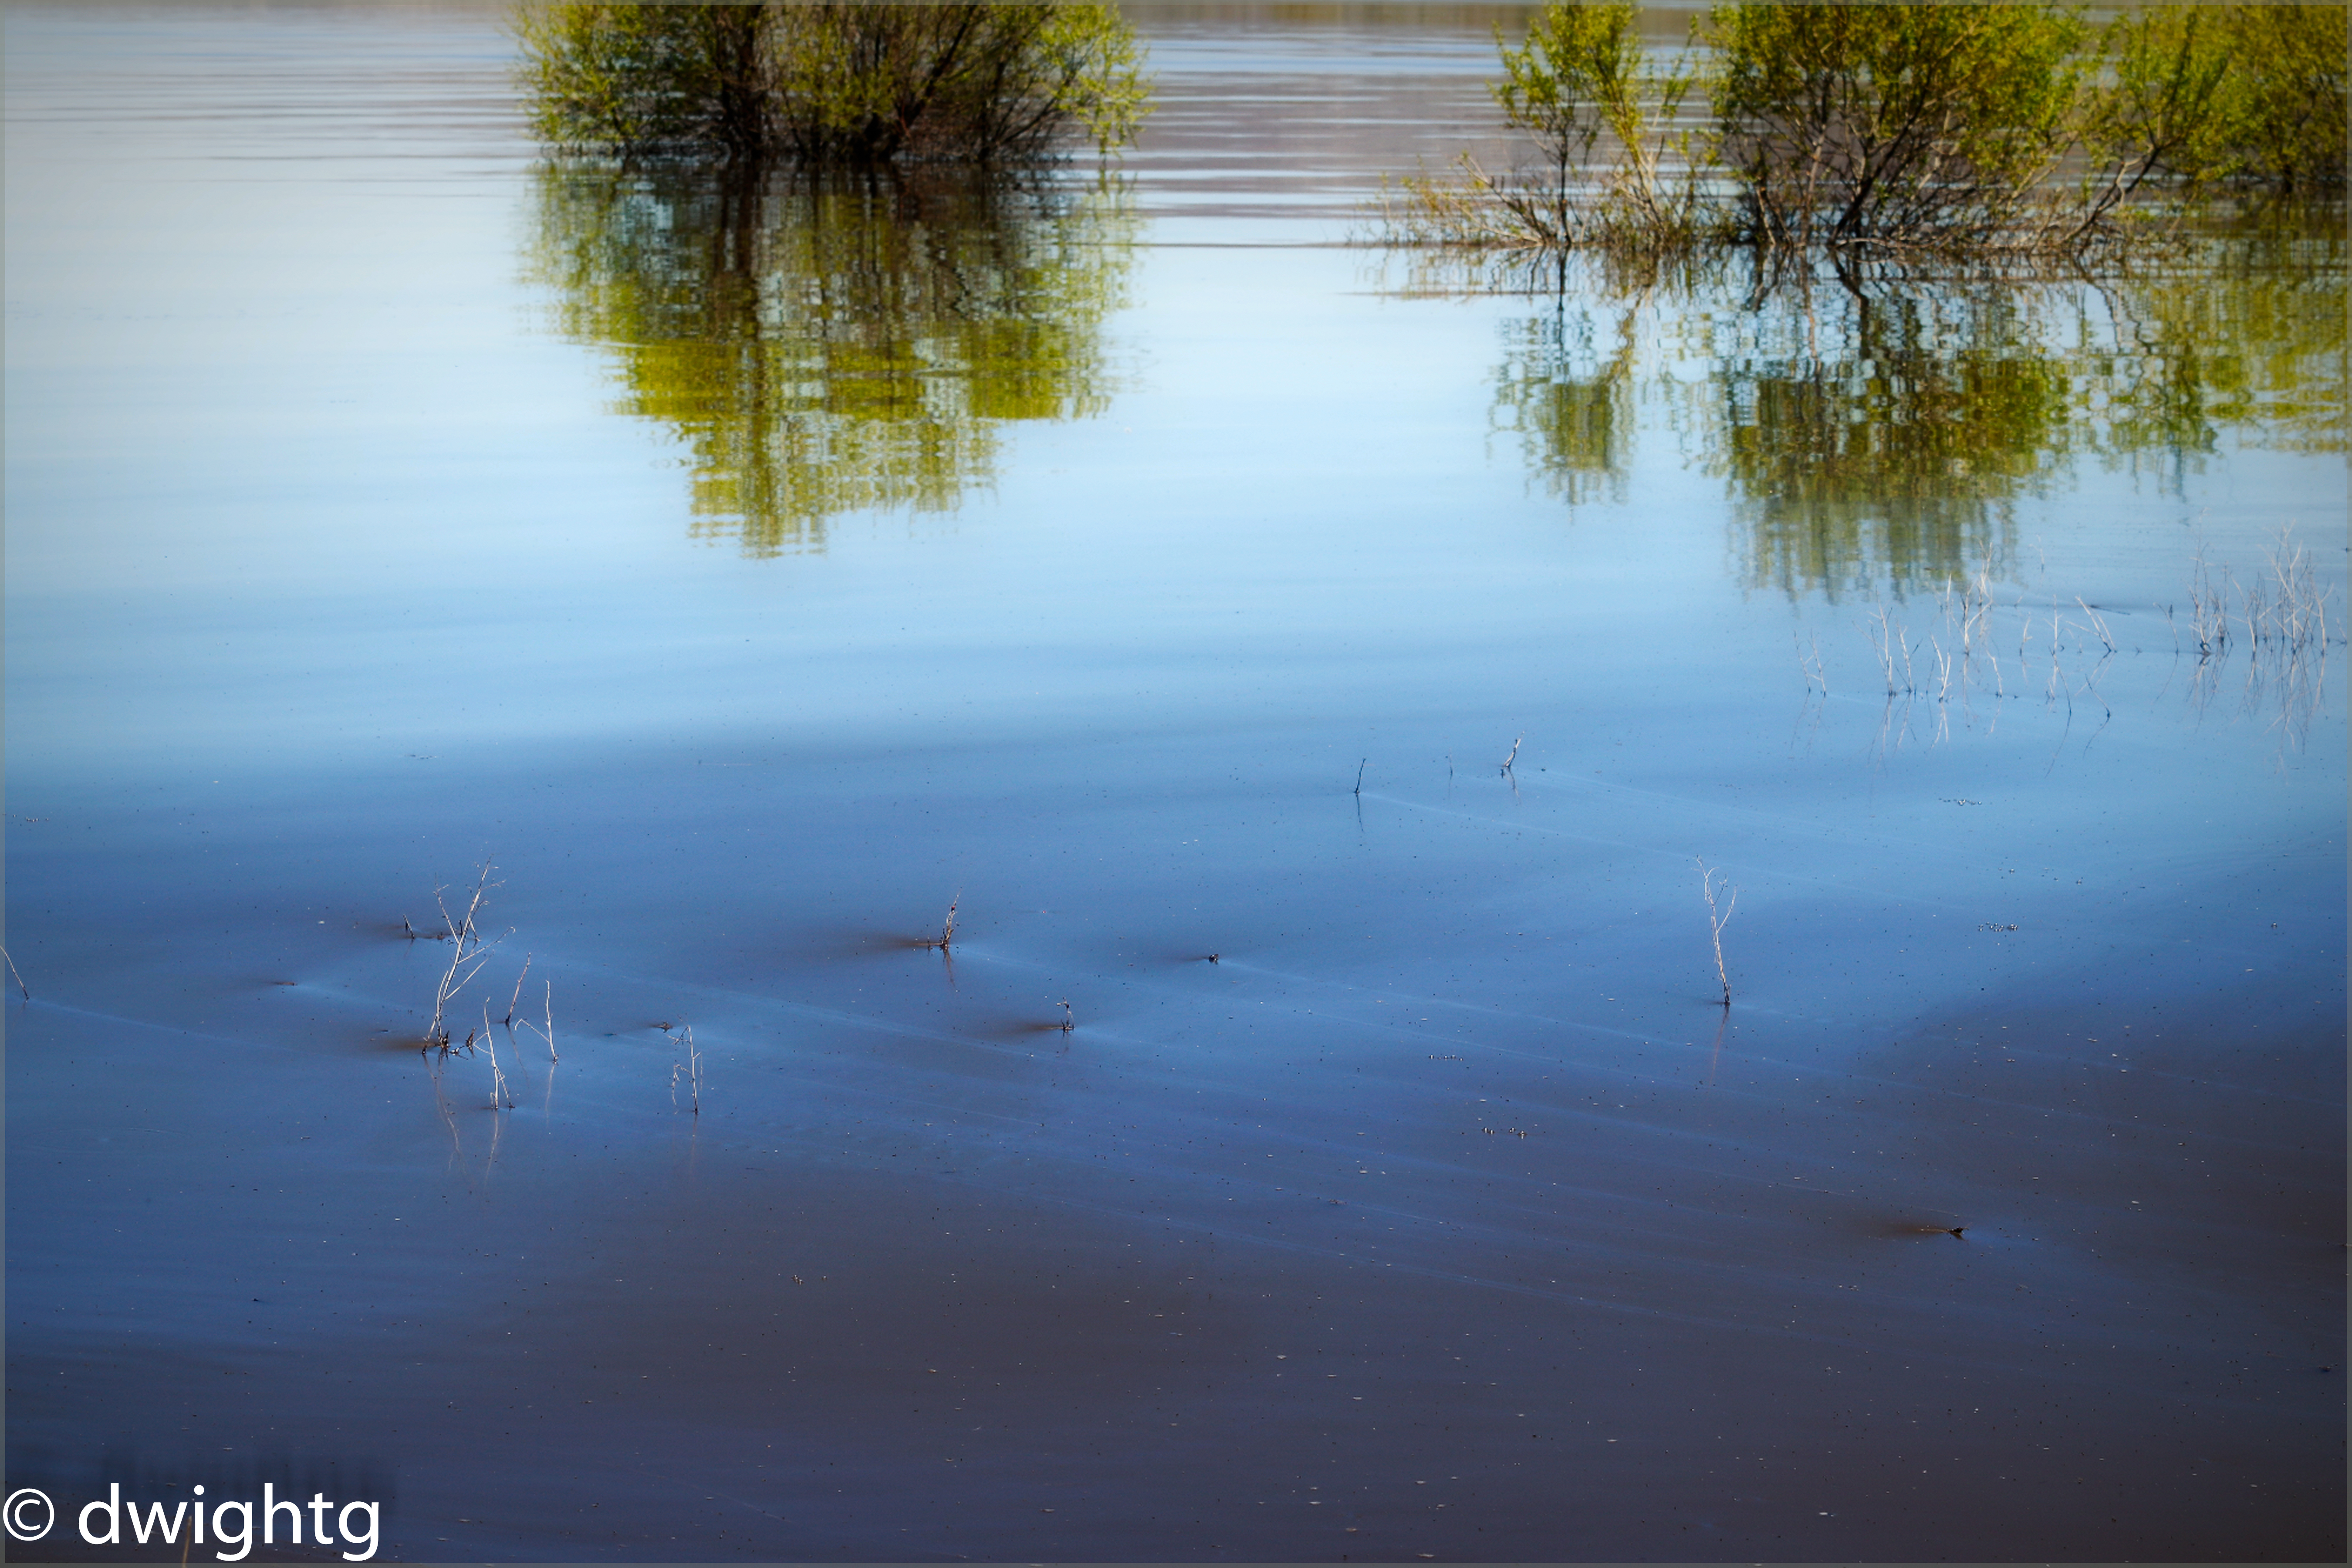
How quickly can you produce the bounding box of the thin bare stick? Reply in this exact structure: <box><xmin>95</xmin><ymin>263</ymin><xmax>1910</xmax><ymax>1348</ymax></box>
<box><xmin>1055</xmin><ymin>998</ymin><xmax>1075</xmax><ymax>1034</ymax></box>
<box><xmin>1500</xmin><ymin>736</ymin><xmax>1523</xmax><ymax>773</ymax></box>
<box><xmin>1355</xmin><ymin>758</ymin><xmax>1367</xmax><ymax>796</ymax></box>
<box><xmin>1794</xmin><ymin>630</ymin><xmax>1828</xmax><ymax>696</ymax></box>
<box><xmin>2075</xmin><ymin>597</ymin><xmax>2115</xmax><ymax>655</ymax></box>
<box><xmin>1869</xmin><ymin>606</ymin><xmax>1897</xmax><ymax>694</ymax></box>
<box><xmin>481</xmin><ymin>1000</ymin><xmax>513</xmax><ymax>1108</ymax></box>
<box><xmin>0</xmin><ymin>943</ymin><xmax>27</xmax><ymax>1000</ymax></box>
<box><xmin>667</xmin><ymin>1025</ymin><xmax>703</xmax><ymax>1115</ymax></box>
<box><xmin>505</xmin><ymin>953</ymin><xmax>532</xmax><ymax>1027</ymax></box>
<box><xmin>1695</xmin><ymin>855</ymin><xmax>1737</xmax><ymax>1008</ymax></box>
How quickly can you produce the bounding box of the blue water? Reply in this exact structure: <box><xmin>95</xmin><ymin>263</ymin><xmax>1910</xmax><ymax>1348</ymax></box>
<box><xmin>7</xmin><ymin>5</ymin><xmax>2344</xmax><ymax>1561</ymax></box>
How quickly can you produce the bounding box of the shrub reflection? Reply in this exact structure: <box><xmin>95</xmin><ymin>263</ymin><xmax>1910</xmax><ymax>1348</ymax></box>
<box><xmin>528</xmin><ymin>162</ymin><xmax>1135</xmax><ymax>554</ymax></box>
<box><xmin>1484</xmin><ymin>214</ymin><xmax>2345</xmax><ymax>599</ymax></box>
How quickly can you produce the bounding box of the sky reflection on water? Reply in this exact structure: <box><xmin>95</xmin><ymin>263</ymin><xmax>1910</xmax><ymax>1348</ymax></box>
<box><xmin>5</xmin><ymin>6</ymin><xmax>2345</xmax><ymax>1562</ymax></box>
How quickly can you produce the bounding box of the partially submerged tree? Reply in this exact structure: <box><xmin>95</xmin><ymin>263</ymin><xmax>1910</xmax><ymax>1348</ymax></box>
<box><xmin>2082</xmin><ymin>4</ymin><xmax>2240</xmax><ymax>210</ymax></box>
<box><xmin>514</xmin><ymin>2</ymin><xmax>1151</xmax><ymax>162</ymax></box>
<box><xmin>765</xmin><ymin>3</ymin><xmax>1150</xmax><ymax>163</ymax></box>
<box><xmin>515</xmin><ymin>5</ymin><xmax>776</xmax><ymax>155</ymax></box>
<box><xmin>1490</xmin><ymin>2</ymin><xmax>1695</xmax><ymax>243</ymax></box>
<box><xmin>2078</xmin><ymin>5</ymin><xmax>2346</xmax><ymax>232</ymax></box>
<box><xmin>1709</xmin><ymin>3</ymin><xmax>2092</xmax><ymax>253</ymax></box>
<box><xmin>1393</xmin><ymin>2</ymin><xmax>1702</xmax><ymax>257</ymax></box>
<box><xmin>2209</xmin><ymin>4</ymin><xmax>2347</xmax><ymax>193</ymax></box>
<box><xmin>1392</xmin><ymin>2</ymin><xmax>2347</xmax><ymax>265</ymax></box>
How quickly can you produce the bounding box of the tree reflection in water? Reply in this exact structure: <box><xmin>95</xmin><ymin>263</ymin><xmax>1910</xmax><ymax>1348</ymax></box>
<box><xmin>1711</xmin><ymin>289</ymin><xmax>2066</xmax><ymax>602</ymax></box>
<box><xmin>1483</xmin><ymin>212</ymin><xmax>2345</xmax><ymax>601</ymax></box>
<box><xmin>528</xmin><ymin>161</ymin><xmax>1136</xmax><ymax>555</ymax></box>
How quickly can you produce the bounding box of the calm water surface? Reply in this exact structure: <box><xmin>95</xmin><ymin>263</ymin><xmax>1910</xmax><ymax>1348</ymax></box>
<box><xmin>7</xmin><ymin>5</ymin><xmax>2344</xmax><ymax>1561</ymax></box>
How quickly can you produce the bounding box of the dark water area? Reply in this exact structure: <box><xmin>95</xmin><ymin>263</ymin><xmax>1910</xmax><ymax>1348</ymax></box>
<box><xmin>6</xmin><ymin>4</ymin><xmax>2345</xmax><ymax>1563</ymax></box>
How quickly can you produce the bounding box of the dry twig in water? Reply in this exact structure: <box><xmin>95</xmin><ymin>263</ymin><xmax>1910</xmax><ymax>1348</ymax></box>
<box><xmin>480</xmin><ymin>1000</ymin><xmax>514</xmax><ymax>1108</ymax></box>
<box><xmin>1695</xmin><ymin>856</ymin><xmax>1737</xmax><ymax>1008</ymax></box>
<box><xmin>2075</xmin><ymin>597</ymin><xmax>2115</xmax><ymax>656</ymax></box>
<box><xmin>923</xmin><ymin>893</ymin><xmax>961</xmax><ymax>953</ymax></box>
<box><xmin>1868</xmin><ymin>606</ymin><xmax>1901</xmax><ymax>695</ymax></box>
<box><xmin>1794</xmin><ymin>631</ymin><xmax>1827</xmax><ymax>696</ymax></box>
<box><xmin>668</xmin><ymin>1024</ymin><xmax>703</xmax><ymax>1115</ymax></box>
<box><xmin>426</xmin><ymin>864</ymin><xmax>503</xmax><ymax>1047</ymax></box>
<box><xmin>504</xmin><ymin>953</ymin><xmax>532</xmax><ymax>1027</ymax></box>
<box><xmin>517</xmin><ymin>980</ymin><xmax>558</xmax><ymax>1063</ymax></box>
<box><xmin>0</xmin><ymin>944</ymin><xmax>27</xmax><ymax>1000</ymax></box>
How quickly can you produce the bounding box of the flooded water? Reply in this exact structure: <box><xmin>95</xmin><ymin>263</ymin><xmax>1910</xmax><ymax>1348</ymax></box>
<box><xmin>7</xmin><ymin>4</ymin><xmax>2344</xmax><ymax>1561</ymax></box>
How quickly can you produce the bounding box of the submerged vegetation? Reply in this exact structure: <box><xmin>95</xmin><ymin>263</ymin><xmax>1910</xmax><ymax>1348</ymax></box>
<box><xmin>513</xmin><ymin>2</ymin><xmax>1150</xmax><ymax>162</ymax></box>
<box><xmin>1393</xmin><ymin>2</ymin><xmax>2347</xmax><ymax>260</ymax></box>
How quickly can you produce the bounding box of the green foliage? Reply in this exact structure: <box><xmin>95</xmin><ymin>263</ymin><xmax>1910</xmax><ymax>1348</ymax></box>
<box><xmin>2212</xmin><ymin>5</ymin><xmax>2347</xmax><ymax>192</ymax></box>
<box><xmin>766</xmin><ymin>3</ymin><xmax>1149</xmax><ymax>163</ymax></box>
<box><xmin>526</xmin><ymin>162</ymin><xmax>1136</xmax><ymax>553</ymax></box>
<box><xmin>1393</xmin><ymin>2</ymin><xmax>1701</xmax><ymax>255</ymax></box>
<box><xmin>513</xmin><ymin>2</ymin><xmax>1150</xmax><ymax>162</ymax></box>
<box><xmin>514</xmin><ymin>5</ymin><xmax>774</xmax><ymax>155</ymax></box>
<box><xmin>2089</xmin><ymin>6</ymin><xmax>2347</xmax><ymax>205</ymax></box>
<box><xmin>1495</xmin><ymin>1</ymin><xmax>1697</xmax><ymax>238</ymax></box>
<box><xmin>1708</xmin><ymin>3</ymin><xmax>2092</xmax><ymax>251</ymax></box>
<box><xmin>1402</xmin><ymin>3</ymin><xmax>2345</xmax><ymax>260</ymax></box>
<box><xmin>2086</xmin><ymin>5</ymin><xmax>2239</xmax><ymax>199</ymax></box>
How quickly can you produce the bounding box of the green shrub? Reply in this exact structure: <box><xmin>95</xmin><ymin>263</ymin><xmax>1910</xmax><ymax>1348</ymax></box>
<box><xmin>2087</xmin><ymin>5</ymin><xmax>2237</xmax><ymax>199</ymax></box>
<box><xmin>514</xmin><ymin>6</ymin><xmax>775</xmax><ymax>155</ymax></box>
<box><xmin>1494</xmin><ymin>3</ymin><xmax>1695</xmax><ymax>236</ymax></box>
<box><xmin>2088</xmin><ymin>5</ymin><xmax>2347</xmax><ymax>204</ymax></box>
<box><xmin>1396</xmin><ymin>2</ymin><xmax>2345</xmax><ymax>260</ymax></box>
<box><xmin>1707</xmin><ymin>3</ymin><xmax>2092</xmax><ymax>251</ymax></box>
<box><xmin>1390</xmin><ymin>1</ymin><xmax>1701</xmax><ymax>255</ymax></box>
<box><xmin>2216</xmin><ymin>5</ymin><xmax>2347</xmax><ymax>192</ymax></box>
<box><xmin>514</xmin><ymin>2</ymin><xmax>1150</xmax><ymax>162</ymax></box>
